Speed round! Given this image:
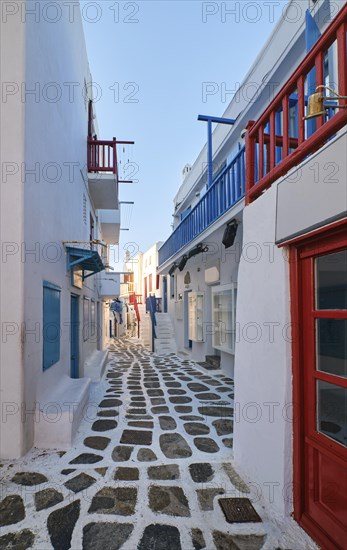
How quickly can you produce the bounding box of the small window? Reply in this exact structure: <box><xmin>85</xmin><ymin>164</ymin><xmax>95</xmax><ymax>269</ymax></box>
<box><xmin>43</xmin><ymin>282</ymin><xmax>61</xmax><ymax>371</ymax></box>
<box><xmin>83</xmin><ymin>298</ymin><xmax>90</xmax><ymax>341</ymax></box>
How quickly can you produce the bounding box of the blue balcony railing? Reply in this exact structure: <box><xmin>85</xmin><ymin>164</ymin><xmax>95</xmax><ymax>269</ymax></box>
<box><xmin>159</xmin><ymin>145</ymin><xmax>245</xmax><ymax>266</ymax></box>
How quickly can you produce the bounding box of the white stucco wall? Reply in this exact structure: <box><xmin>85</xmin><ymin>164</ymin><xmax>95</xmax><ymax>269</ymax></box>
<box><xmin>233</xmin><ymin>184</ymin><xmax>292</xmax><ymax>516</ymax></box>
<box><xmin>1</xmin><ymin>3</ymin><xmax>110</xmax><ymax>458</ymax></box>
<box><xmin>168</xmin><ymin>222</ymin><xmax>243</xmax><ymax>376</ymax></box>
<box><xmin>0</xmin><ymin>4</ymin><xmax>26</xmax><ymax>459</ymax></box>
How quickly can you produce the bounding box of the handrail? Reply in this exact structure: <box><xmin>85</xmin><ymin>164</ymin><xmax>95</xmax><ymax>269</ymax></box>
<box><xmin>246</xmin><ymin>4</ymin><xmax>347</xmax><ymax>203</ymax></box>
<box><xmin>158</xmin><ymin>145</ymin><xmax>245</xmax><ymax>266</ymax></box>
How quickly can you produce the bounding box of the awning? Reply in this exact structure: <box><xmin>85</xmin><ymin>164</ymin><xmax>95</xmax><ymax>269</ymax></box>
<box><xmin>66</xmin><ymin>246</ymin><xmax>105</xmax><ymax>280</ymax></box>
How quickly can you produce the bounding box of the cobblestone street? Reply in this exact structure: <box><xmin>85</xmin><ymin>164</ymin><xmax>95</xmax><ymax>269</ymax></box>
<box><xmin>0</xmin><ymin>340</ymin><xmax>318</xmax><ymax>550</ymax></box>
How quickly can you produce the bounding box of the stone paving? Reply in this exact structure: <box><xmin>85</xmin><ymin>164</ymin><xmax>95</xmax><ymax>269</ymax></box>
<box><xmin>0</xmin><ymin>339</ymin><xmax>319</xmax><ymax>550</ymax></box>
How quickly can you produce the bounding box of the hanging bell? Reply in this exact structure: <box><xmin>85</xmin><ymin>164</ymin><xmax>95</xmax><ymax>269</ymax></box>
<box><xmin>303</xmin><ymin>92</ymin><xmax>326</xmax><ymax>120</ymax></box>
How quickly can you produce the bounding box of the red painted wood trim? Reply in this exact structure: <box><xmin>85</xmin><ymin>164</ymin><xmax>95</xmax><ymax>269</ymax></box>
<box><xmin>249</xmin><ymin>4</ymin><xmax>347</xmax><ymax>137</ymax></box>
<box><xmin>270</xmin><ymin>111</ymin><xmax>276</xmax><ymax>171</ymax></box>
<box><xmin>263</xmin><ymin>133</ymin><xmax>298</xmax><ymax>149</ymax></box>
<box><xmin>245</xmin><ymin>120</ymin><xmax>256</xmax><ymax>204</ymax></box>
<box><xmin>282</xmin><ymin>96</ymin><xmax>289</xmax><ymax>158</ymax></box>
<box><xmin>290</xmin><ymin>246</ymin><xmax>304</xmax><ymax>520</ymax></box>
<box><xmin>248</xmin><ymin>109</ymin><xmax>347</xmax><ymax>201</ymax></box>
<box><xmin>278</xmin><ymin>218</ymin><xmax>347</xmax><ymax>248</ymax></box>
<box><xmin>315</xmin><ymin>51</ymin><xmax>325</xmax><ymax>130</ymax></box>
<box><xmin>297</xmin><ymin>75</ymin><xmax>305</xmax><ymax>145</ymax></box>
<box><xmin>337</xmin><ymin>22</ymin><xmax>347</xmax><ymax>100</ymax></box>
<box><xmin>258</xmin><ymin>126</ymin><xmax>264</xmax><ymax>180</ymax></box>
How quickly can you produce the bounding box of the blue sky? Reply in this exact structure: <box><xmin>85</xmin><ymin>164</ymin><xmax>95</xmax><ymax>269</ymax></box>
<box><xmin>80</xmin><ymin>0</ymin><xmax>284</xmax><ymax>266</ymax></box>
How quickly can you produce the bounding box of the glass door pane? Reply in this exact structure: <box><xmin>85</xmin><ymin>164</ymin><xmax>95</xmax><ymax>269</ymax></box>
<box><xmin>316</xmin><ymin>319</ymin><xmax>347</xmax><ymax>378</ymax></box>
<box><xmin>317</xmin><ymin>380</ymin><xmax>347</xmax><ymax>448</ymax></box>
<box><xmin>316</xmin><ymin>250</ymin><xmax>347</xmax><ymax>310</ymax></box>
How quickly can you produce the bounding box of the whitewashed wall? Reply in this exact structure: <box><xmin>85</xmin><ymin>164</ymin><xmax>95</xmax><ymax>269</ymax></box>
<box><xmin>0</xmin><ymin>4</ymin><xmax>26</xmax><ymax>459</ymax></box>
<box><xmin>233</xmin><ymin>184</ymin><xmax>292</xmax><ymax>516</ymax></box>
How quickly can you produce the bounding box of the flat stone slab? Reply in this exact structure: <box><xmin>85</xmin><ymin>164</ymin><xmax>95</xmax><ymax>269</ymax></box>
<box><xmin>12</xmin><ymin>471</ymin><xmax>48</xmax><ymax>486</ymax></box>
<box><xmin>184</xmin><ymin>422</ymin><xmax>210</xmax><ymax>436</ymax></box>
<box><xmin>189</xmin><ymin>463</ymin><xmax>215</xmax><ymax>483</ymax></box>
<box><xmin>35</xmin><ymin>488</ymin><xmax>64</xmax><ymax>511</ymax></box>
<box><xmin>120</xmin><ymin>429</ymin><xmax>153</xmax><ymax>446</ymax></box>
<box><xmin>92</xmin><ymin>419</ymin><xmax>117</xmax><ymax>431</ymax></box>
<box><xmin>221</xmin><ymin>465</ymin><xmax>249</xmax><ymax>495</ymax></box>
<box><xmin>196</xmin><ymin>488</ymin><xmax>225</xmax><ymax>511</ymax></box>
<box><xmin>150</xmin><ymin>397</ymin><xmax>166</xmax><ymax>405</ymax></box>
<box><xmin>174</xmin><ymin>406</ymin><xmax>192</xmax><ymax>413</ymax></box>
<box><xmin>198</xmin><ymin>406</ymin><xmax>233</xmax><ymax>417</ymax></box>
<box><xmin>0</xmin><ymin>495</ymin><xmax>25</xmax><ymax>526</ymax></box>
<box><xmin>188</xmin><ymin>383</ymin><xmax>210</xmax><ymax>392</ymax></box>
<box><xmin>160</xmin><ymin>433</ymin><xmax>192</xmax><ymax>459</ymax></box>
<box><xmin>212</xmin><ymin>419</ymin><xmax>233</xmax><ymax>436</ymax></box>
<box><xmin>97</xmin><ymin>410</ymin><xmax>118</xmax><ymax>418</ymax></box>
<box><xmin>114</xmin><ymin>467</ymin><xmax>139</xmax><ymax>481</ymax></box>
<box><xmin>99</xmin><ymin>399</ymin><xmax>122</xmax><ymax>408</ymax></box>
<box><xmin>151</xmin><ymin>406</ymin><xmax>170</xmax><ymax>414</ymax></box>
<box><xmin>69</xmin><ymin>453</ymin><xmax>103</xmax><ymax>465</ymax></box>
<box><xmin>218</xmin><ymin>497</ymin><xmax>262</xmax><ymax>524</ymax></box>
<box><xmin>147</xmin><ymin>389</ymin><xmax>164</xmax><ymax>396</ymax></box>
<box><xmin>138</xmin><ymin>524</ymin><xmax>181</xmax><ymax>550</ymax></box>
<box><xmin>223</xmin><ymin>438</ymin><xmax>233</xmax><ymax>448</ymax></box>
<box><xmin>47</xmin><ymin>500</ymin><xmax>80</xmax><ymax>550</ymax></box>
<box><xmin>111</xmin><ymin>446</ymin><xmax>133</xmax><ymax>462</ymax></box>
<box><xmin>212</xmin><ymin>532</ymin><xmax>266</xmax><ymax>550</ymax></box>
<box><xmin>88</xmin><ymin>487</ymin><xmax>137</xmax><ymax>516</ymax></box>
<box><xmin>168</xmin><ymin>389</ymin><xmax>187</xmax><ymax>395</ymax></box>
<box><xmin>194</xmin><ymin>437</ymin><xmax>220</xmax><ymax>453</ymax></box>
<box><xmin>64</xmin><ymin>473</ymin><xmax>96</xmax><ymax>494</ymax></box>
<box><xmin>84</xmin><ymin>436</ymin><xmax>111</xmax><ymax>451</ymax></box>
<box><xmin>148</xmin><ymin>465</ymin><xmax>180</xmax><ymax>480</ymax></box>
<box><xmin>196</xmin><ymin>392</ymin><xmax>221</xmax><ymax>401</ymax></box>
<box><xmin>159</xmin><ymin>416</ymin><xmax>177</xmax><ymax>430</ymax></box>
<box><xmin>165</xmin><ymin>382</ymin><xmax>182</xmax><ymax>388</ymax></box>
<box><xmin>137</xmin><ymin>448</ymin><xmax>157</xmax><ymax>462</ymax></box>
<box><xmin>0</xmin><ymin>529</ymin><xmax>35</xmax><ymax>550</ymax></box>
<box><xmin>82</xmin><ymin>522</ymin><xmax>134</xmax><ymax>550</ymax></box>
<box><xmin>169</xmin><ymin>396</ymin><xmax>192</xmax><ymax>404</ymax></box>
<box><xmin>127</xmin><ymin>408</ymin><xmax>147</xmax><ymax>415</ymax></box>
<box><xmin>191</xmin><ymin>528</ymin><xmax>206</xmax><ymax>550</ymax></box>
<box><xmin>149</xmin><ymin>486</ymin><xmax>190</xmax><ymax>517</ymax></box>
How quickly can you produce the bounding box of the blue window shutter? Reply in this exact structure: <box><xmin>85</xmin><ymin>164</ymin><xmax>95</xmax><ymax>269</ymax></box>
<box><xmin>43</xmin><ymin>283</ymin><xmax>61</xmax><ymax>370</ymax></box>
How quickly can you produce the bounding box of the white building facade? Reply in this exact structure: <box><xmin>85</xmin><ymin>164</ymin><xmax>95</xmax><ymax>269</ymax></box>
<box><xmin>158</xmin><ymin>2</ymin><xmax>347</xmax><ymax>549</ymax></box>
<box><xmin>0</xmin><ymin>2</ymin><xmax>128</xmax><ymax>458</ymax></box>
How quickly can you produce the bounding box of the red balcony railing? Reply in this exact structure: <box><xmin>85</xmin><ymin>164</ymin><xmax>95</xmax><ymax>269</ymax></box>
<box><xmin>88</xmin><ymin>137</ymin><xmax>118</xmax><ymax>174</ymax></box>
<box><xmin>87</xmin><ymin>137</ymin><xmax>135</xmax><ymax>175</ymax></box>
<box><xmin>246</xmin><ymin>4</ymin><xmax>347</xmax><ymax>203</ymax></box>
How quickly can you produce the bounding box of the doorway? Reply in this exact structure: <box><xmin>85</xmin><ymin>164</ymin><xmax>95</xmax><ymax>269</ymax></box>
<box><xmin>291</xmin><ymin>224</ymin><xmax>347</xmax><ymax>550</ymax></box>
<box><xmin>70</xmin><ymin>295</ymin><xmax>79</xmax><ymax>379</ymax></box>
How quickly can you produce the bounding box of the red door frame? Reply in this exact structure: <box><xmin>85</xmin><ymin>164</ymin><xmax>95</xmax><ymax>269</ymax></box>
<box><xmin>289</xmin><ymin>219</ymin><xmax>347</xmax><ymax>550</ymax></box>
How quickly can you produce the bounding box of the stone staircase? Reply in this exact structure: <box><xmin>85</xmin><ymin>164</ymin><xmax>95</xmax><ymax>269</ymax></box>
<box><xmin>154</xmin><ymin>313</ymin><xmax>177</xmax><ymax>355</ymax></box>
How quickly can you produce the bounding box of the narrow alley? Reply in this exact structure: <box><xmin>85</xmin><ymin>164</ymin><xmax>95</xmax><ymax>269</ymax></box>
<box><xmin>0</xmin><ymin>341</ymin><xmax>317</xmax><ymax>550</ymax></box>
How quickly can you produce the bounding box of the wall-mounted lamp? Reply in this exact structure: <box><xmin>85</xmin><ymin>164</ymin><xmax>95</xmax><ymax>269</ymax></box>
<box><xmin>169</xmin><ymin>264</ymin><xmax>177</xmax><ymax>276</ymax></box>
<box><xmin>178</xmin><ymin>255</ymin><xmax>188</xmax><ymax>272</ymax></box>
<box><xmin>303</xmin><ymin>85</ymin><xmax>347</xmax><ymax>120</ymax></box>
<box><xmin>222</xmin><ymin>220</ymin><xmax>238</xmax><ymax>249</ymax></box>
<box><xmin>188</xmin><ymin>243</ymin><xmax>209</xmax><ymax>259</ymax></box>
